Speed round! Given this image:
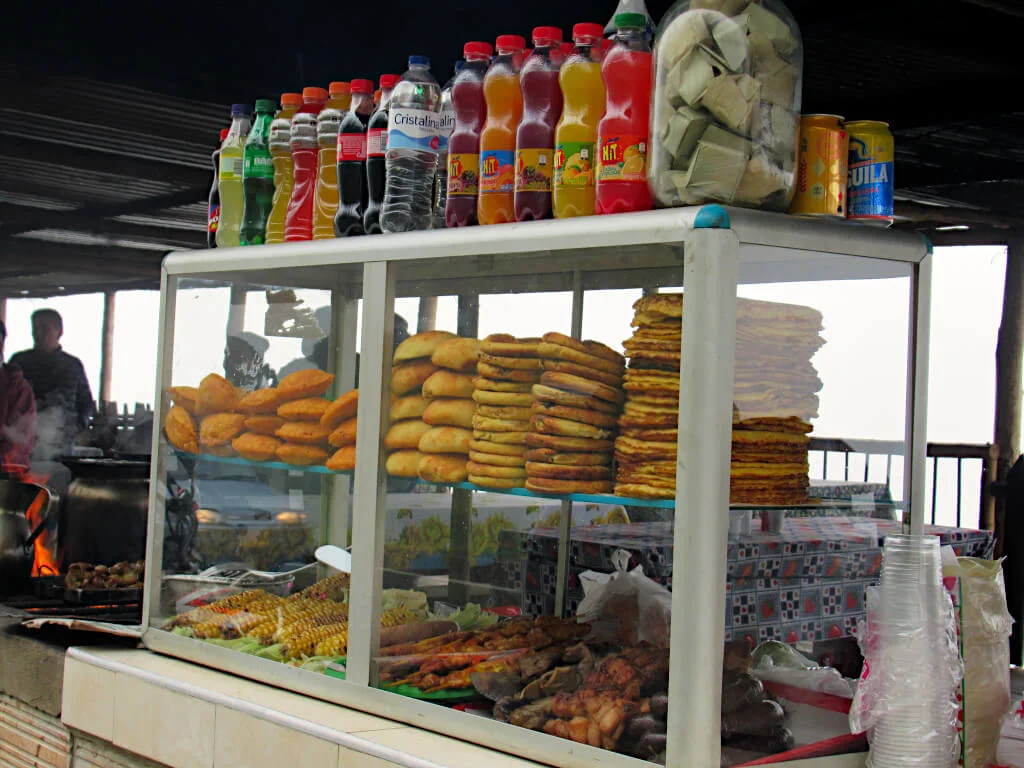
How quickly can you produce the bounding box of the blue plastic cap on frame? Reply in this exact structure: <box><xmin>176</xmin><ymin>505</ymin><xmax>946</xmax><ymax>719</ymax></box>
<box><xmin>693</xmin><ymin>205</ymin><xmax>731</xmax><ymax>229</ymax></box>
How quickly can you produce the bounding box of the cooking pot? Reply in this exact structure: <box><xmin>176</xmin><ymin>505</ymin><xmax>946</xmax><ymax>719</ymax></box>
<box><xmin>0</xmin><ymin>477</ymin><xmax>57</xmax><ymax>595</ymax></box>
<box><xmin>58</xmin><ymin>458</ymin><xmax>150</xmax><ymax>569</ymax></box>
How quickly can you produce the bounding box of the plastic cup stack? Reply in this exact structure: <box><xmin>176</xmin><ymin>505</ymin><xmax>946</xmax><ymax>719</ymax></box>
<box><xmin>867</xmin><ymin>534</ymin><xmax>960</xmax><ymax>768</ymax></box>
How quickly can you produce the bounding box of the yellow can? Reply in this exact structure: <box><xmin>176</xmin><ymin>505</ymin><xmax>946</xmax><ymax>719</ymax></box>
<box><xmin>789</xmin><ymin>115</ymin><xmax>849</xmax><ymax>218</ymax></box>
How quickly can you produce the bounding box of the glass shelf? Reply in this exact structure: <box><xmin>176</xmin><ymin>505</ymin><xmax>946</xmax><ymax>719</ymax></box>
<box><xmin>175</xmin><ymin>450</ymin><xmax>353</xmax><ymax>477</ymax></box>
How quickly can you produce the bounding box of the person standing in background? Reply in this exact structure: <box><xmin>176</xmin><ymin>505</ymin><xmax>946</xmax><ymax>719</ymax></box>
<box><xmin>9</xmin><ymin>309</ymin><xmax>94</xmax><ymax>460</ymax></box>
<box><xmin>0</xmin><ymin>320</ymin><xmax>36</xmax><ymax>468</ymax></box>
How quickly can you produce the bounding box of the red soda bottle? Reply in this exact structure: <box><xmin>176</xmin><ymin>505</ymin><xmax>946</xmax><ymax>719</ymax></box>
<box><xmin>285</xmin><ymin>87</ymin><xmax>328</xmax><ymax>241</ymax></box>
<box><xmin>515</xmin><ymin>26</ymin><xmax>564</xmax><ymax>221</ymax></box>
<box><xmin>445</xmin><ymin>42</ymin><xmax>493</xmax><ymax>227</ymax></box>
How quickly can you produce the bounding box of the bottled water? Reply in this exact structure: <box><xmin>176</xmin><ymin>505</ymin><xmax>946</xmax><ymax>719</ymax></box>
<box><xmin>381</xmin><ymin>56</ymin><xmax>441</xmax><ymax>233</ymax></box>
<box><xmin>432</xmin><ymin>64</ymin><xmax>458</xmax><ymax>228</ymax></box>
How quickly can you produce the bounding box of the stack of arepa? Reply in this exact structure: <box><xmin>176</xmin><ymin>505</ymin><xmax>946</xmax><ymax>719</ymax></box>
<box><xmin>525</xmin><ymin>332</ymin><xmax>626</xmax><ymax>496</ymax></box>
<box><xmin>615</xmin><ymin>293</ymin><xmax>823</xmax><ymax>506</ymax></box>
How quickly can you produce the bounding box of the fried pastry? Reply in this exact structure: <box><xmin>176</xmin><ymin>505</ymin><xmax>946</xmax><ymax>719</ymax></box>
<box><xmin>525</xmin><ymin>462</ymin><xmax>613</xmax><ymax>480</ymax></box>
<box><xmin>418</xmin><ymin>426</ymin><xmax>473</xmax><ymax>455</ymax></box>
<box><xmin>321</xmin><ymin>390</ymin><xmax>359</xmax><ymax>430</ymax></box>
<box><xmin>532</xmin><ymin>401</ymin><xmax>619</xmax><ymax>428</ymax></box>
<box><xmin>326</xmin><ymin>444</ymin><xmax>357</xmax><ymax>471</ymax></box>
<box><xmin>472</xmin><ymin>377</ymin><xmax>534</xmax><ymax>393</ymax></box>
<box><xmin>539</xmin><ymin>359</ymin><xmax>623</xmax><ymax>388</ymax></box>
<box><xmin>390</xmin><ymin>393</ymin><xmax>430</xmax><ymax>422</ymax></box>
<box><xmin>472</xmin><ymin>389</ymin><xmax>534</xmax><ymax>407</ymax></box>
<box><xmin>531</xmin><ymin>384</ymin><xmax>620</xmax><ymax>413</ymax></box>
<box><xmin>525</xmin><ymin>433</ymin><xmax>614</xmax><ymax>452</ymax></box>
<box><xmin>525</xmin><ymin>477</ymin><xmax>614</xmax><ymax>495</ymax></box>
<box><xmin>237</xmin><ymin>387</ymin><xmax>280</xmax><ymax>415</ymax></box>
<box><xmin>473</xmin><ymin>414</ymin><xmax>531</xmax><ymax>432</ymax></box>
<box><xmin>199</xmin><ymin>412</ymin><xmax>246</xmax><ymax>447</ymax></box>
<box><xmin>384</xmin><ymin>419</ymin><xmax>432</xmax><ymax>451</ymax></box>
<box><xmin>469</xmin><ymin>439</ymin><xmax>528</xmax><ymax>457</ymax></box>
<box><xmin>525</xmin><ymin>449</ymin><xmax>611</xmax><ymax>466</ymax></box>
<box><xmin>243</xmin><ymin>415</ymin><xmax>286</xmax><ymax>436</ymax></box>
<box><xmin>422</xmin><ymin>398</ymin><xmax>475</xmax><ymax>429</ymax></box>
<box><xmin>168</xmin><ymin>386</ymin><xmax>200</xmax><ymax>415</ymax></box>
<box><xmin>479</xmin><ymin>334</ymin><xmax>541</xmax><ymax>358</ymax></box>
<box><xmin>477</xmin><ymin>362</ymin><xmax>542</xmax><ymax>383</ymax></box>
<box><xmin>198</xmin><ymin>373</ymin><xmax>240</xmax><ymax>414</ymax></box>
<box><xmin>391</xmin><ymin>360</ymin><xmax>439</xmax><ymax>396</ymax></box>
<box><xmin>478</xmin><ymin>352</ymin><xmax>542</xmax><ymax>370</ymax></box>
<box><xmin>468</xmin><ymin>450</ymin><xmax>527</xmax><ymax>468</ymax></box>
<box><xmin>276</xmin><ymin>443</ymin><xmax>329</xmax><ymax>466</ymax></box>
<box><xmin>532</xmin><ymin>415</ymin><xmax>614</xmax><ymax>440</ymax></box>
<box><xmin>469</xmin><ymin>474</ymin><xmax>526</xmax><ymax>489</ymax></box>
<box><xmin>328</xmin><ymin>417</ymin><xmax>359</xmax><ymax>448</ymax></box>
<box><xmin>277</xmin><ymin>369</ymin><xmax>335</xmax><ymax>401</ymax></box>
<box><xmin>232</xmin><ymin>433</ymin><xmax>282</xmax><ymax>462</ymax></box>
<box><xmin>275</xmin><ymin>421</ymin><xmax>332</xmax><ymax>445</ymax></box>
<box><xmin>386</xmin><ymin>449</ymin><xmax>425</xmax><ymax>477</ymax></box>
<box><xmin>471</xmin><ymin>430</ymin><xmax>529</xmax><ymax>445</ymax></box>
<box><xmin>394</xmin><ymin>330</ymin><xmax>458</xmax><ymax>363</ymax></box>
<box><xmin>475</xmin><ymin>404</ymin><xmax>533</xmax><ymax>421</ymax></box>
<box><xmin>164</xmin><ymin>405</ymin><xmax>198</xmax><ymax>453</ymax></box>
<box><xmin>422</xmin><ymin>370</ymin><xmax>475</xmax><ymax>399</ymax></box>
<box><xmin>430</xmin><ymin>337</ymin><xmax>480</xmax><ymax>372</ymax></box>
<box><xmin>539</xmin><ymin>372</ymin><xmax>624</xmax><ymax>405</ymax></box>
<box><xmin>278</xmin><ymin>397</ymin><xmax>332</xmax><ymax>422</ymax></box>
<box><xmin>466</xmin><ymin>461</ymin><xmax>527</xmax><ymax>480</ymax></box>
<box><xmin>418</xmin><ymin>453</ymin><xmax>469</xmax><ymax>483</ymax></box>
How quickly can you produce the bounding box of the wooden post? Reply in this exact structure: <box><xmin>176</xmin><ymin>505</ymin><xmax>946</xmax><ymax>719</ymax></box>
<box><xmin>416</xmin><ymin>296</ymin><xmax>438</xmax><ymax>332</ymax></box>
<box><xmin>996</xmin><ymin>236</ymin><xmax>1023</xmax><ymax>474</ymax></box>
<box><xmin>99</xmin><ymin>291</ymin><xmax>116</xmax><ymax>407</ymax></box>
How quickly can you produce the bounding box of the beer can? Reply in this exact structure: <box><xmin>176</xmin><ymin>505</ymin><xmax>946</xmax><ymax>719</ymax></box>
<box><xmin>789</xmin><ymin>115</ymin><xmax>849</xmax><ymax>219</ymax></box>
<box><xmin>846</xmin><ymin>120</ymin><xmax>894</xmax><ymax>227</ymax></box>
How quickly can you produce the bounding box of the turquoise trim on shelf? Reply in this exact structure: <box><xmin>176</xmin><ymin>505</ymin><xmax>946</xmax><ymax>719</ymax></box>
<box><xmin>176</xmin><ymin>451</ymin><xmax>353</xmax><ymax>477</ymax></box>
<box><xmin>918</xmin><ymin>232</ymin><xmax>934</xmax><ymax>255</ymax></box>
<box><xmin>693</xmin><ymin>205</ymin><xmax>731</xmax><ymax>229</ymax></box>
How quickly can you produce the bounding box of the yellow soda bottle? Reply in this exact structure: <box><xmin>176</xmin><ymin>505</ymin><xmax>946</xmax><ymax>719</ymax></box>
<box><xmin>264</xmin><ymin>93</ymin><xmax>302</xmax><ymax>245</ymax></box>
<box><xmin>215</xmin><ymin>104</ymin><xmax>251</xmax><ymax>247</ymax></box>
<box><xmin>553</xmin><ymin>23</ymin><xmax>606</xmax><ymax>219</ymax></box>
<box><xmin>313</xmin><ymin>82</ymin><xmax>350</xmax><ymax>239</ymax></box>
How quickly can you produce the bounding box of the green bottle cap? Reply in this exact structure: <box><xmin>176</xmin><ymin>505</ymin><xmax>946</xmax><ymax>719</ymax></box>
<box><xmin>254</xmin><ymin>99</ymin><xmax>277</xmax><ymax>113</ymax></box>
<box><xmin>615</xmin><ymin>12</ymin><xmax>646</xmax><ymax>28</ymax></box>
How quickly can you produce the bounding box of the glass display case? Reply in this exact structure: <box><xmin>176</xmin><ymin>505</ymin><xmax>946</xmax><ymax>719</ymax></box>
<box><xmin>142</xmin><ymin>206</ymin><xmax>932</xmax><ymax>768</ymax></box>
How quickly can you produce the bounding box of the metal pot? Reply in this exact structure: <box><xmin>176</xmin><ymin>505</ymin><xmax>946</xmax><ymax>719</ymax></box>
<box><xmin>0</xmin><ymin>477</ymin><xmax>56</xmax><ymax>595</ymax></box>
<box><xmin>58</xmin><ymin>458</ymin><xmax>149</xmax><ymax>569</ymax></box>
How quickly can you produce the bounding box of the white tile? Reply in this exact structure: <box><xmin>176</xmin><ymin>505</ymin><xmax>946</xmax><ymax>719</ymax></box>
<box><xmin>214</xmin><ymin>705</ymin><xmax>338</xmax><ymax>768</ymax></box>
<box><xmin>359</xmin><ymin>728</ymin><xmax>545</xmax><ymax>768</ymax></box>
<box><xmin>62</xmin><ymin>657</ymin><xmax>115</xmax><ymax>741</ymax></box>
<box><xmin>337</xmin><ymin>745</ymin><xmax>402</xmax><ymax>768</ymax></box>
<box><xmin>112</xmin><ymin>673</ymin><xmax>214</xmax><ymax>768</ymax></box>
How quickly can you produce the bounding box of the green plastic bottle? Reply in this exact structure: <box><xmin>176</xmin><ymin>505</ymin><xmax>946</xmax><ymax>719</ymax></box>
<box><xmin>240</xmin><ymin>99</ymin><xmax>276</xmax><ymax>246</ymax></box>
<box><xmin>215</xmin><ymin>104</ymin><xmax>250</xmax><ymax>248</ymax></box>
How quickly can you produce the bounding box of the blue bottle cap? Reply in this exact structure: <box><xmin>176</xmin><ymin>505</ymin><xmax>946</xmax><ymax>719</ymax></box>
<box><xmin>408</xmin><ymin>55</ymin><xmax>430</xmax><ymax>67</ymax></box>
<box><xmin>230</xmin><ymin>103</ymin><xmax>250</xmax><ymax>117</ymax></box>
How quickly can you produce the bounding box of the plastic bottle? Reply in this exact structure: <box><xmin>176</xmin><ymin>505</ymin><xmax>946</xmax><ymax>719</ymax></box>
<box><xmin>313</xmin><ymin>84</ymin><xmax>348</xmax><ymax>240</ymax></box>
<box><xmin>327</xmin><ymin>81</ymin><xmax>351</xmax><ymax>113</ymax></box>
<box><xmin>432</xmin><ymin>64</ymin><xmax>459</xmax><ymax>229</ymax></box>
<box><xmin>553</xmin><ymin>24</ymin><xmax>605</xmax><ymax>219</ymax></box>
<box><xmin>478</xmin><ymin>35</ymin><xmax>525</xmax><ymax>226</ymax></box>
<box><xmin>207</xmin><ymin>128</ymin><xmax>229</xmax><ymax>248</ymax></box>
<box><xmin>285</xmin><ymin>87</ymin><xmax>328</xmax><ymax>241</ymax></box>
<box><xmin>445</xmin><ymin>41</ymin><xmax>493</xmax><ymax>228</ymax></box>
<box><xmin>381</xmin><ymin>56</ymin><xmax>441</xmax><ymax>233</ymax></box>
<box><xmin>515</xmin><ymin>27</ymin><xmax>564</xmax><ymax>222</ymax></box>
<box><xmin>239</xmin><ymin>100</ymin><xmax>276</xmax><ymax>245</ymax></box>
<box><xmin>364</xmin><ymin>74</ymin><xmax>399</xmax><ymax>234</ymax></box>
<box><xmin>560</xmin><ymin>42</ymin><xmax>574</xmax><ymax>59</ymax></box>
<box><xmin>334</xmin><ymin>79</ymin><xmax>375</xmax><ymax>236</ymax></box>
<box><xmin>264</xmin><ymin>93</ymin><xmax>302</xmax><ymax>245</ymax></box>
<box><xmin>595</xmin><ymin>13</ymin><xmax>653</xmax><ymax>215</ymax></box>
<box><xmin>215</xmin><ymin>105</ymin><xmax>251</xmax><ymax>248</ymax></box>
<box><xmin>603</xmin><ymin>0</ymin><xmax>655</xmax><ymax>41</ymax></box>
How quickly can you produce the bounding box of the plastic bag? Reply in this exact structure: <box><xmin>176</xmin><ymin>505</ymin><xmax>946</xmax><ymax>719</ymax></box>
<box><xmin>956</xmin><ymin>557</ymin><xmax>1014</xmax><ymax>768</ymax></box>
<box><xmin>752</xmin><ymin>641</ymin><xmax>854</xmax><ymax>700</ymax></box>
<box><xmin>576</xmin><ymin>549</ymin><xmax>672</xmax><ymax>647</ymax></box>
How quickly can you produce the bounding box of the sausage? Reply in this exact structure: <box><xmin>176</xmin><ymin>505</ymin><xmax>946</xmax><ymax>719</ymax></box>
<box><xmin>721</xmin><ymin>671</ymin><xmax>764</xmax><ymax>714</ymax></box>
<box><xmin>721</xmin><ymin>700</ymin><xmax>786</xmax><ymax>741</ymax></box>
<box><xmin>379</xmin><ymin>620</ymin><xmax>459</xmax><ymax>648</ymax></box>
<box><xmin>634</xmin><ymin>732</ymin><xmax>667</xmax><ymax>757</ymax></box>
<box><xmin>723</xmin><ymin>727</ymin><xmax>795</xmax><ymax>755</ymax></box>
<box><xmin>649</xmin><ymin>693</ymin><xmax>669</xmax><ymax>717</ymax></box>
<box><xmin>625</xmin><ymin>714</ymin><xmax>667</xmax><ymax>740</ymax></box>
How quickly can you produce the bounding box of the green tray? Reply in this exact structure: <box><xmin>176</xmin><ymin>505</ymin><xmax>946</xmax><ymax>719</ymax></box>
<box><xmin>323</xmin><ymin>665</ymin><xmax>477</xmax><ymax>702</ymax></box>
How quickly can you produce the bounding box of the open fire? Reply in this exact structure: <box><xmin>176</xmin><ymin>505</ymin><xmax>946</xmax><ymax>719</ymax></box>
<box><xmin>23</xmin><ymin>469</ymin><xmax>60</xmax><ymax>577</ymax></box>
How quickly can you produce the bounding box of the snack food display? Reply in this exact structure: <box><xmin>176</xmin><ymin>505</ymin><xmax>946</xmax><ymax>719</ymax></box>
<box><xmin>649</xmin><ymin>0</ymin><xmax>802</xmax><ymax>211</ymax></box>
<box><xmin>615</xmin><ymin>293</ymin><xmax>821</xmax><ymax>504</ymax></box>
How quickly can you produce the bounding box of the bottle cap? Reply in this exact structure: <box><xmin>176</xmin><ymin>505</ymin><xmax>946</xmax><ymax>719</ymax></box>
<box><xmin>572</xmin><ymin>22</ymin><xmax>604</xmax><ymax>40</ymax></box>
<box><xmin>464</xmin><ymin>41</ymin><xmax>494</xmax><ymax>58</ymax></box>
<box><xmin>374</xmin><ymin>89</ymin><xmax>382</xmax><ymax>103</ymax></box>
<box><xmin>533</xmin><ymin>26</ymin><xmax>563</xmax><ymax>44</ymax></box>
<box><xmin>280</xmin><ymin>92</ymin><xmax>303</xmax><ymax>108</ymax></box>
<box><xmin>230</xmin><ymin>103</ymin><xmax>250</xmax><ymax>117</ymax></box>
<box><xmin>495</xmin><ymin>34</ymin><xmax>526</xmax><ymax>51</ymax></box>
<box><xmin>329</xmin><ymin>81</ymin><xmax>351</xmax><ymax>96</ymax></box>
<box><xmin>220</xmin><ymin>128</ymin><xmax>230</xmax><ymax>141</ymax></box>
<box><xmin>254</xmin><ymin>98</ymin><xmax>277</xmax><ymax>113</ymax></box>
<box><xmin>523</xmin><ymin>48</ymin><xmax>533</xmax><ymax>59</ymax></box>
<box><xmin>379</xmin><ymin>74</ymin><xmax>400</xmax><ymax>89</ymax></box>
<box><xmin>302</xmin><ymin>87</ymin><xmax>329</xmax><ymax>102</ymax></box>
<box><xmin>615</xmin><ymin>12</ymin><xmax>646</xmax><ymax>28</ymax></box>
<box><xmin>408</xmin><ymin>55</ymin><xmax>430</xmax><ymax>67</ymax></box>
<box><xmin>350</xmin><ymin>79</ymin><xmax>374</xmax><ymax>94</ymax></box>
<box><xmin>601</xmin><ymin>38</ymin><xmax>613</xmax><ymax>52</ymax></box>
<box><xmin>560</xmin><ymin>41</ymin><xmax>574</xmax><ymax>56</ymax></box>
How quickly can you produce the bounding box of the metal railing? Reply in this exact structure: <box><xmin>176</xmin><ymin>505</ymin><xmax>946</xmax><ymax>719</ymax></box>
<box><xmin>808</xmin><ymin>437</ymin><xmax>999</xmax><ymax>529</ymax></box>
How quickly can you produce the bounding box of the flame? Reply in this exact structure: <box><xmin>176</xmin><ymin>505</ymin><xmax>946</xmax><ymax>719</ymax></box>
<box><xmin>23</xmin><ymin>469</ymin><xmax>61</xmax><ymax>577</ymax></box>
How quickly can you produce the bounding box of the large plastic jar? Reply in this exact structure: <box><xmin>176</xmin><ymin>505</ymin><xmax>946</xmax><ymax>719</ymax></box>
<box><xmin>648</xmin><ymin>0</ymin><xmax>802</xmax><ymax>211</ymax></box>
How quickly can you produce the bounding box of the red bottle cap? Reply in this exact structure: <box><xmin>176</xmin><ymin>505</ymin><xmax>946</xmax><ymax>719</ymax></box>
<box><xmin>533</xmin><ymin>26</ymin><xmax>563</xmax><ymax>44</ymax></box>
<box><xmin>350</xmin><ymin>79</ymin><xmax>374</xmax><ymax>94</ymax></box>
<box><xmin>560</xmin><ymin>41</ymin><xmax>574</xmax><ymax>56</ymax></box>
<box><xmin>302</xmin><ymin>86</ymin><xmax>329</xmax><ymax>102</ymax></box>
<box><xmin>464</xmin><ymin>41</ymin><xmax>494</xmax><ymax>58</ymax></box>
<box><xmin>379</xmin><ymin>74</ymin><xmax>400</xmax><ymax>89</ymax></box>
<box><xmin>280</xmin><ymin>92</ymin><xmax>303</xmax><ymax>108</ymax></box>
<box><xmin>495</xmin><ymin>34</ymin><xmax>526</xmax><ymax>51</ymax></box>
<box><xmin>601</xmin><ymin>38</ymin><xmax>613</xmax><ymax>52</ymax></box>
<box><xmin>220</xmin><ymin>128</ymin><xmax>229</xmax><ymax>141</ymax></box>
<box><xmin>523</xmin><ymin>48</ymin><xmax>533</xmax><ymax>59</ymax></box>
<box><xmin>572</xmin><ymin>22</ymin><xmax>604</xmax><ymax>40</ymax></box>
<box><xmin>329</xmin><ymin>81</ymin><xmax>351</xmax><ymax>96</ymax></box>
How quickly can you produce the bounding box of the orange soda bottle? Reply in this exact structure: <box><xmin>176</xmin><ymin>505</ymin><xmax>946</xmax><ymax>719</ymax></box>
<box><xmin>265</xmin><ymin>92</ymin><xmax>302</xmax><ymax>244</ymax></box>
<box><xmin>313</xmin><ymin>82</ymin><xmax>349</xmax><ymax>239</ymax></box>
<box><xmin>595</xmin><ymin>13</ymin><xmax>652</xmax><ymax>215</ymax></box>
<box><xmin>553</xmin><ymin>23</ymin><xmax>605</xmax><ymax>219</ymax></box>
<box><xmin>478</xmin><ymin>35</ymin><xmax>525</xmax><ymax>225</ymax></box>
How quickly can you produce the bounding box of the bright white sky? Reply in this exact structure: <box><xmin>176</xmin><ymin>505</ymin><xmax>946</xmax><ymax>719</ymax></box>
<box><xmin>2</xmin><ymin>244</ymin><xmax>1012</xmax><ymax>526</ymax></box>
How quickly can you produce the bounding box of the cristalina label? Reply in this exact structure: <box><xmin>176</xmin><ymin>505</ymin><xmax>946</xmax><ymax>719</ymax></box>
<box><xmin>366</xmin><ymin>127</ymin><xmax>388</xmax><ymax>158</ymax></box>
<box><xmin>337</xmin><ymin>132</ymin><xmax>367</xmax><ymax>162</ymax></box>
<box><xmin>597</xmin><ymin>135</ymin><xmax>647</xmax><ymax>183</ymax></box>
<box><xmin>554</xmin><ymin>142</ymin><xmax>595</xmax><ymax>188</ymax></box>
<box><xmin>515</xmin><ymin>148</ymin><xmax>553</xmax><ymax>192</ymax></box>
<box><xmin>447</xmin><ymin>153</ymin><xmax>480</xmax><ymax>196</ymax></box>
<box><xmin>480</xmin><ymin>149</ymin><xmax>514</xmax><ymax>194</ymax></box>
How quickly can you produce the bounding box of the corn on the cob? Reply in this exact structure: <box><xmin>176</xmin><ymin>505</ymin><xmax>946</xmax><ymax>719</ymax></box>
<box><xmin>282</xmin><ymin>619</ymin><xmax>349</xmax><ymax>660</ymax></box>
<box><xmin>310</xmin><ymin>607</ymin><xmax>415</xmax><ymax>659</ymax></box>
<box><xmin>381</xmin><ymin>606</ymin><xmax>415</xmax><ymax>628</ymax></box>
<box><xmin>296</xmin><ymin>573</ymin><xmax>351</xmax><ymax>601</ymax></box>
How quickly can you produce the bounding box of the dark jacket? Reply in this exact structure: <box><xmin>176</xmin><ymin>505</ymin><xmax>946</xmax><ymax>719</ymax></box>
<box><xmin>0</xmin><ymin>363</ymin><xmax>36</xmax><ymax>468</ymax></box>
<box><xmin>8</xmin><ymin>347</ymin><xmax>94</xmax><ymax>458</ymax></box>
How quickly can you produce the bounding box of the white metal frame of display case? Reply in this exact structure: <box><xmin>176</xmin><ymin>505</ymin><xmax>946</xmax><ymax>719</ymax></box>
<box><xmin>142</xmin><ymin>205</ymin><xmax>932</xmax><ymax>768</ymax></box>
